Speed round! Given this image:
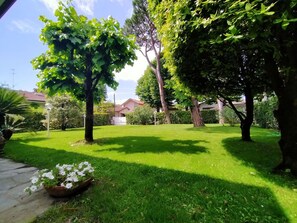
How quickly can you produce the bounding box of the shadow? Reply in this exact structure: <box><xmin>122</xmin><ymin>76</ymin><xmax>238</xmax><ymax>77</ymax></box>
<box><xmin>91</xmin><ymin>136</ymin><xmax>208</xmax><ymax>154</ymax></box>
<box><xmin>186</xmin><ymin>125</ymin><xmax>241</xmax><ymax>134</ymax></box>
<box><xmin>3</xmin><ymin>141</ymin><xmax>289</xmax><ymax>223</ymax></box>
<box><xmin>222</xmin><ymin>135</ymin><xmax>297</xmax><ymax>187</ymax></box>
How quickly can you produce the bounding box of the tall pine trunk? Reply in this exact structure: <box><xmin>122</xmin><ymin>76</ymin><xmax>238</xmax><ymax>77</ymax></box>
<box><xmin>190</xmin><ymin>97</ymin><xmax>205</xmax><ymax>127</ymax></box>
<box><xmin>155</xmin><ymin>57</ymin><xmax>171</xmax><ymax>124</ymax></box>
<box><xmin>84</xmin><ymin>56</ymin><xmax>94</xmax><ymax>142</ymax></box>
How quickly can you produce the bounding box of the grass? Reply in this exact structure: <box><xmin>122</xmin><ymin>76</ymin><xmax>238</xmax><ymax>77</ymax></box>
<box><xmin>3</xmin><ymin>124</ymin><xmax>297</xmax><ymax>223</ymax></box>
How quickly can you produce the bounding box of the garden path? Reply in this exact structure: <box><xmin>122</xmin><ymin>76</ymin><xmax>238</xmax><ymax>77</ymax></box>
<box><xmin>0</xmin><ymin>158</ymin><xmax>54</xmax><ymax>223</ymax></box>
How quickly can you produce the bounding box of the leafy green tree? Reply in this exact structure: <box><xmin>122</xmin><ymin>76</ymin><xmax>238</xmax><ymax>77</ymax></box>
<box><xmin>47</xmin><ymin>95</ymin><xmax>83</xmax><ymax>131</ymax></box>
<box><xmin>124</xmin><ymin>0</ymin><xmax>171</xmax><ymax>124</ymax></box>
<box><xmin>149</xmin><ymin>0</ymin><xmax>297</xmax><ymax>175</ymax></box>
<box><xmin>32</xmin><ymin>1</ymin><xmax>136</xmax><ymax>142</ymax></box>
<box><xmin>136</xmin><ymin>57</ymin><xmax>174</xmax><ymax>111</ymax></box>
<box><xmin>149</xmin><ymin>0</ymin><xmax>267</xmax><ymax>141</ymax></box>
<box><xmin>167</xmin><ymin>77</ymin><xmax>205</xmax><ymax>127</ymax></box>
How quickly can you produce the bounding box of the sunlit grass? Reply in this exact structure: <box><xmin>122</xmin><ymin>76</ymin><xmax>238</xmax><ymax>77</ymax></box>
<box><xmin>4</xmin><ymin>124</ymin><xmax>297</xmax><ymax>222</ymax></box>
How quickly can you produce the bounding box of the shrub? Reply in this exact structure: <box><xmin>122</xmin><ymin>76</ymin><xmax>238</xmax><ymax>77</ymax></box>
<box><xmin>156</xmin><ymin>112</ymin><xmax>166</xmax><ymax>124</ymax></box>
<box><xmin>47</xmin><ymin>95</ymin><xmax>84</xmax><ymax>130</ymax></box>
<box><xmin>254</xmin><ymin>97</ymin><xmax>278</xmax><ymax>129</ymax></box>
<box><xmin>126</xmin><ymin>105</ymin><xmax>154</xmax><ymax>125</ymax></box>
<box><xmin>93</xmin><ymin>113</ymin><xmax>111</xmax><ymax>126</ymax></box>
<box><xmin>22</xmin><ymin>112</ymin><xmax>46</xmax><ymax>132</ymax></box>
<box><xmin>201</xmin><ymin>110</ymin><xmax>218</xmax><ymax>123</ymax></box>
<box><xmin>222</xmin><ymin>107</ymin><xmax>241</xmax><ymax>126</ymax></box>
<box><xmin>170</xmin><ymin>110</ymin><xmax>192</xmax><ymax>124</ymax></box>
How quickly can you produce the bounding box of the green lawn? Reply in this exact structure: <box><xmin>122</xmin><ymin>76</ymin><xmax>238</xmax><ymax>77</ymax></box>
<box><xmin>4</xmin><ymin>124</ymin><xmax>297</xmax><ymax>223</ymax></box>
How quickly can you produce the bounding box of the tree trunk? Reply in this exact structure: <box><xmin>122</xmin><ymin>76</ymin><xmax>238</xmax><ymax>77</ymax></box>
<box><xmin>217</xmin><ymin>98</ymin><xmax>224</xmax><ymax>125</ymax></box>
<box><xmin>190</xmin><ymin>97</ymin><xmax>205</xmax><ymax>127</ymax></box>
<box><xmin>240</xmin><ymin>83</ymin><xmax>254</xmax><ymax>141</ymax></box>
<box><xmin>155</xmin><ymin>59</ymin><xmax>171</xmax><ymax>124</ymax></box>
<box><xmin>264</xmin><ymin>51</ymin><xmax>297</xmax><ymax>176</ymax></box>
<box><xmin>84</xmin><ymin>56</ymin><xmax>94</xmax><ymax>142</ymax></box>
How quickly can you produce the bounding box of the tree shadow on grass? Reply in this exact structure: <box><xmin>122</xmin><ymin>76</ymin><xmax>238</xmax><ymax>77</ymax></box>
<box><xmin>92</xmin><ymin>136</ymin><xmax>209</xmax><ymax>154</ymax></box>
<box><xmin>3</xmin><ymin>141</ymin><xmax>289</xmax><ymax>223</ymax></box>
<box><xmin>222</xmin><ymin>136</ymin><xmax>297</xmax><ymax>188</ymax></box>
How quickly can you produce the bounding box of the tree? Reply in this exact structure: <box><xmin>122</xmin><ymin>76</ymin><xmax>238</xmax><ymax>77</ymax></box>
<box><xmin>124</xmin><ymin>0</ymin><xmax>171</xmax><ymax>124</ymax></box>
<box><xmin>149</xmin><ymin>0</ymin><xmax>297</xmax><ymax>175</ymax></box>
<box><xmin>47</xmin><ymin>95</ymin><xmax>83</xmax><ymax>130</ymax></box>
<box><xmin>136</xmin><ymin>57</ymin><xmax>174</xmax><ymax>111</ymax></box>
<box><xmin>167</xmin><ymin>77</ymin><xmax>205</xmax><ymax>127</ymax></box>
<box><xmin>32</xmin><ymin>1</ymin><xmax>136</xmax><ymax>142</ymax></box>
<box><xmin>149</xmin><ymin>0</ymin><xmax>267</xmax><ymax>141</ymax></box>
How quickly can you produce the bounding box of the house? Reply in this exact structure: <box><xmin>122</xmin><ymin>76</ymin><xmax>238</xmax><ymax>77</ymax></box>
<box><xmin>18</xmin><ymin>90</ymin><xmax>46</xmax><ymax>104</ymax></box>
<box><xmin>114</xmin><ymin>98</ymin><xmax>144</xmax><ymax>117</ymax></box>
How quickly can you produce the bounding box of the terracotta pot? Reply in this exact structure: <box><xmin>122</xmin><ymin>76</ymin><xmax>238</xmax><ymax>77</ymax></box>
<box><xmin>0</xmin><ymin>135</ymin><xmax>5</xmax><ymax>154</ymax></box>
<box><xmin>45</xmin><ymin>178</ymin><xmax>93</xmax><ymax>198</ymax></box>
<box><xmin>2</xmin><ymin>129</ymin><xmax>13</xmax><ymax>140</ymax></box>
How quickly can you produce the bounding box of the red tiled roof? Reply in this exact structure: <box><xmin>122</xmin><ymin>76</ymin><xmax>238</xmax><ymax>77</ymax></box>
<box><xmin>18</xmin><ymin>90</ymin><xmax>46</xmax><ymax>103</ymax></box>
<box><xmin>122</xmin><ymin>98</ymin><xmax>144</xmax><ymax>106</ymax></box>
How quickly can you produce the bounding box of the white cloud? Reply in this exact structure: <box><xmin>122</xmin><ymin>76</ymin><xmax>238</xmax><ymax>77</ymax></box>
<box><xmin>11</xmin><ymin>20</ymin><xmax>38</xmax><ymax>33</ymax></box>
<box><xmin>115</xmin><ymin>50</ymin><xmax>155</xmax><ymax>82</ymax></box>
<box><xmin>38</xmin><ymin>0</ymin><xmax>60</xmax><ymax>13</ymax></box>
<box><xmin>38</xmin><ymin>0</ymin><xmax>96</xmax><ymax>16</ymax></box>
<box><xmin>73</xmin><ymin>0</ymin><xmax>97</xmax><ymax>16</ymax></box>
<box><xmin>109</xmin><ymin>0</ymin><xmax>125</xmax><ymax>5</ymax></box>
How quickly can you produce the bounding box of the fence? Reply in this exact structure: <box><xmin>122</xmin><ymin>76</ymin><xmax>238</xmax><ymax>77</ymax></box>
<box><xmin>112</xmin><ymin>117</ymin><xmax>127</xmax><ymax>125</ymax></box>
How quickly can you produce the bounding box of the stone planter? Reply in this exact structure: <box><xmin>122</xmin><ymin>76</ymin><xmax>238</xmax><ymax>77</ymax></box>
<box><xmin>45</xmin><ymin>178</ymin><xmax>93</xmax><ymax>198</ymax></box>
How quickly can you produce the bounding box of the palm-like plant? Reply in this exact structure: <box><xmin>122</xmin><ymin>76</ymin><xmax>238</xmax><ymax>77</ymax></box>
<box><xmin>0</xmin><ymin>88</ymin><xmax>29</xmax><ymax>139</ymax></box>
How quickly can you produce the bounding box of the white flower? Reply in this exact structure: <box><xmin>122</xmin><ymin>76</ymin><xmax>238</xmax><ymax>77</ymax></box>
<box><xmin>77</xmin><ymin>171</ymin><xmax>85</xmax><ymax>177</ymax></box>
<box><xmin>30</xmin><ymin>185</ymin><xmax>38</xmax><ymax>192</ymax></box>
<box><xmin>65</xmin><ymin>183</ymin><xmax>73</xmax><ymax>189</ymax></box>
<box><xmin>59</xmin><ymin>170</ymin><xmax>66</xmax><ymax>176</ymax></box>
<box><xmin>42</xmin><ymin>171</ymin><xmax>55</xmax><ymax>180</ymax></box>
<box><xmin>31</xmin><ymin>176</ymin><xmax>39</xmax><ymax>184</ymax></box>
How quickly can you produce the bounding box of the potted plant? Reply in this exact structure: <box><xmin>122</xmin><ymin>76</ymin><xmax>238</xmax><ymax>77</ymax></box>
<box><xmin>25</xmin><ymin>161</ymin><xmax>94</xmax><ymax>197</ymax></box>
<box><xmin>0</xmin><ymin>132</ymin><xmax>5</xmax><ymax>154</ymax></box>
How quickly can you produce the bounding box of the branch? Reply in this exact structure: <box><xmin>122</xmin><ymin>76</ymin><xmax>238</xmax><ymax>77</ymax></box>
<box><xmin>140</xmin><ymin>46</ymin><xmax>157</xmax><ymax>74</ymax></box>
<box><xmin>218</xmin><ymin>93</ymin><xmax>246</xmax><ymax>122</ymax></box>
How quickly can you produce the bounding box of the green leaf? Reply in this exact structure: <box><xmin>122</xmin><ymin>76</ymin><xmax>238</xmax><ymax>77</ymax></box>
<box><xmin>245</xmin><ymin>3</ymin><xmax>251</xmax><ymax>11</ymax></box>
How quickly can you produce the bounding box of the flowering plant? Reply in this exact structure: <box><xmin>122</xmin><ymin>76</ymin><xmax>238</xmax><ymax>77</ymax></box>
<box><xmin>25</xmin><ymin>161</ymin><xmax>94</xmax><ymax>194</ymax></box>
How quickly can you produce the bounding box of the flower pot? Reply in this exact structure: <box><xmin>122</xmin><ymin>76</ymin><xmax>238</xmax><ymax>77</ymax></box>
<box><xmin>0</xmin><ymin>135</ymin><xmax>5</xmax><ymax>155</ymax></box>
<box><xmin>2</xmin><ymin>129</ymin><xmax>13</xmax><ymax>140</ymax></box>
<box><xmin>45</xmin><ymin>178</ymin><xmax>93</xmax><ymax>198</ymax></box>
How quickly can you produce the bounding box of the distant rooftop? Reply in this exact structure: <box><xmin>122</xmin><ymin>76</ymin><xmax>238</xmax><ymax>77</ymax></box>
<box><xmin>18</xmin><ymin>90</ymin><xmax>46</xmax><ymax>103</ymax></box>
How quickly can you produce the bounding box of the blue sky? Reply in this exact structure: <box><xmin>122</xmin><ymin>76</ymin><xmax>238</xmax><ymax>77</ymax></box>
<box><xmin>0</xmin><ymin>0</ymin><xmax>150</xmax><ymax>104</ymax></box>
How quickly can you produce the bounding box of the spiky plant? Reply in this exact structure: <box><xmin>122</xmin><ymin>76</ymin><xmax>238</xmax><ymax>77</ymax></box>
<box><xmin>0</xmin><ymin>87</ymin><xmax>29</xmax><ymax>128</ymax></box>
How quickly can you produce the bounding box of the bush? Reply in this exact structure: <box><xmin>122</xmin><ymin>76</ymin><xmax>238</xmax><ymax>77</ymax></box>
<box><xmin>222</xmin><ymin>107</ymin><xmax>241</xmax><ymax>126</ymax></box>
<box><xmin>126</xmin><ymin>105</ymin><xmax>154</xmax><ymax>125</ymax></box>
<box><xmin>156</xmin><ymin>112</ymin><xmax>166</xmax><ymax>124</ymax></box>
<box><xmin>22</xmin><ymin>112</ymin><xmax>46</xmax><ymax>132</ymax></box>
<box><xmin>254</xmin><ymin>97</ymin><xmax>278</xmax><ymax>129</ymax></box>
<box><xmin>93</xmin><ymin>113</ymin><xmax>111</xmax><ymax>126</ymax></box>
<box><xmin>201</xmin><ymin>110</ymin><xmax>218</xmax><ymax>123</ymax></box>
<box><xmin>170</xmin><ymin>111</ymin><xmax>192</xmax><ymax>124</ymax></box>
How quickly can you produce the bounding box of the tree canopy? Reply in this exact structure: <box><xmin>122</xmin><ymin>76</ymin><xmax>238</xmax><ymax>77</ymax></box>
<box><xmin>32</xmin><ymin>1</ymin><xmax>137</xmax><ymax>141</ymax></box>
<box><xmin>124</xmin><ymin>0</ymin><xmax>172</xmax><ymax>123</ymax></box>
<box><xmin>149</xmin><ymin>0</ymin><xmax>297</xmax><ymax>175</ymax></box>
